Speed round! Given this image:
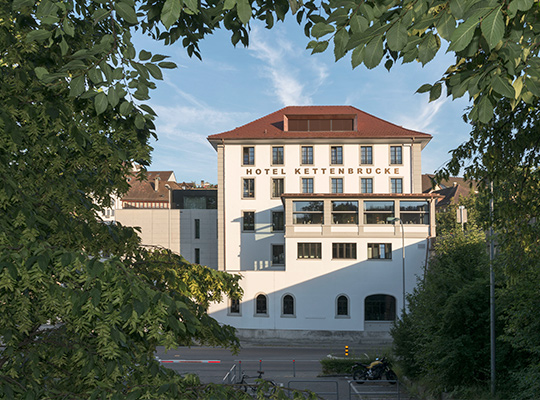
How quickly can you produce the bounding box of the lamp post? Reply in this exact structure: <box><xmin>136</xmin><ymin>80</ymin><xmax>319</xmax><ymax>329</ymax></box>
<box><xmin>387</xmin><ymin>217</ymin><xmax>405</xmax><ymax>316</ymax></box>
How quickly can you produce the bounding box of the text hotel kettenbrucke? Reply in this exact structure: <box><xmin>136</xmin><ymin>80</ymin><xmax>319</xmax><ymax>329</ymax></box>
<box><xmin>244</xmin><ymin>166</ymin><xmax>401</xmax><ymax>176</ymax></box>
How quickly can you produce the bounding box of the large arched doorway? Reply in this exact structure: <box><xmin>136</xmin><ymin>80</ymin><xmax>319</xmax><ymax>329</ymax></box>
<box><xmin>364</xmin><ymin>294</ymin><xmax>396</xmax><ymax>331</ymax></box>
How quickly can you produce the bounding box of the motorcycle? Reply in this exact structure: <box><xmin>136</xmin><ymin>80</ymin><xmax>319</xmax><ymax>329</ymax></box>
<box><xmin>351</xmin><ymin>356</ymin><xmax>397</xmax><ymax>384</ymax></box>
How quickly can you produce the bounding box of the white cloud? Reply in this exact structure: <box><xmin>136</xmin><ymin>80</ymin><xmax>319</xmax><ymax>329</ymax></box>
<box><xmin>394</xmin><ymin>92</ymin><xmax>449</xmax><ymax>134</ymax></box>
<box><xmin>248</xmin><ymin>26</ymin><xmax>321</xmax><ymax>106</ymax></box>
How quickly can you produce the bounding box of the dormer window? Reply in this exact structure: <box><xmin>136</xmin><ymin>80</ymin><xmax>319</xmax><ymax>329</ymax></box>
<box><xmin>285</xmin><ymin>115</ymin><xmax>355</xmax><ymax>132</ymax></box>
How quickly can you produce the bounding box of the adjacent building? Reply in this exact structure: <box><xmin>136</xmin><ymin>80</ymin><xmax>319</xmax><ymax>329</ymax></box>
<box><xmin>206</xmin><ymin>106</ymin><xmax>441</xmax><ymax>340</ymax></box>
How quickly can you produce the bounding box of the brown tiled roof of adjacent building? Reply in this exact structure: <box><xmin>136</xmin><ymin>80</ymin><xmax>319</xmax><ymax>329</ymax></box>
<box><xmin>422</xmin><ymin>174</ymin><xmax>477</xmax><ymax>193</ymax></box>
<box><xmin>122</xmin><ymin>178</ymin><xmax>181</xmax><ymax>202</ymax></box>
<box><xmin>207</xmin><ymin>106</ymin><xmax>432</xmax><ymax>143</ymax></box>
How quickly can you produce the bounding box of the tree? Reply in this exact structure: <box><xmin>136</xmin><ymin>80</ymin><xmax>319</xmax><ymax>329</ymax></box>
<box><xmin>391</xmin><ymin>210</ymin><xmax>495</xmax><ymax>395</ymax></box>
<box><xmin>301</xmin><ymin>0</ymin><xmax>540</xmax><ymax>124</ymax></box>
<box><xmin>441</xmin><ymin>99</ymin><xmax>540</xmax><ymax>400</ymax></box>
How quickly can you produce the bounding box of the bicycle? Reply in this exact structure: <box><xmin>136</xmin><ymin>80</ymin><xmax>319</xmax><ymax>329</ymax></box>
<box><xmin>238</xmin><ymin>370</ymin><xmax>277</xmax><ymax>398</ymax></box>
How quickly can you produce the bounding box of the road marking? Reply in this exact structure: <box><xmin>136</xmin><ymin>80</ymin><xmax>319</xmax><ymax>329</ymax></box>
<box><xmin>159</xmin><ymin>359</ymin><xmax>221</xmax><ymax>364</ymax></box>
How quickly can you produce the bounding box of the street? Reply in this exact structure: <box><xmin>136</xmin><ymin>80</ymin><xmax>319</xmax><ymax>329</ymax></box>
<box><xmin>155</xmin><ymin>344</ymin><xmax>410</xmax><ymax>399</ymax></box>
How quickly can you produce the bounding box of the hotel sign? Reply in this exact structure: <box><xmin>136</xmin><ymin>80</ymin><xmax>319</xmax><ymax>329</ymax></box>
<box><xmin>245</xmin><ymin>166</ymin><xmax>401</xmax><ymax>175</ymax></box>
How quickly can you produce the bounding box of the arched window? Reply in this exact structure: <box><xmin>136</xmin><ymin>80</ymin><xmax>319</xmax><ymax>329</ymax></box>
<box><xmin>365</xmin><ymin>294</ymin><xmax>396</xmax><ymax>321</ymax></box>
<box><xmin>336</xmin><ymin>295</ymin><xmax>349</xmax><ymax>317</ymax></box>
<box><xmin>282</xmin><ymin>294</ymin><xmax>295</xmax><ymax>316</ymax></box>
<box><xmin>255</xmin><ymin>294</ymin><xmax>268</xmax><ymax>315</ymax></box>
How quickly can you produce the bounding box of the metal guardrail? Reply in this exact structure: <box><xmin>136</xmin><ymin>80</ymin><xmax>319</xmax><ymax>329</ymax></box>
<box><xmin>348</xmin><ymin>379</ymin><xmax>401</xmax><ymax>399</ymax></box>
<box><xmin>222</xmin><ymin>364</ymin><xmax>238</xmax><ymax>384</ymax></box>
<box><xmin>288</xmin><ymin>379</ymin><xmax>339</xmax><ymax>400</ymax></box>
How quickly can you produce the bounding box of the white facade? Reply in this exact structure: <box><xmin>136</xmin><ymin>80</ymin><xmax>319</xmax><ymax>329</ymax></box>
<box><xmin>207</xmin><ymin>106</ymin><xmax>439</xmax><ymax>338</ymax></box>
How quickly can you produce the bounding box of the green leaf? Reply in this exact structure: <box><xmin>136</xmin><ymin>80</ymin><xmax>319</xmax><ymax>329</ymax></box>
<box><xmin>311</xmin><ymin>40</ymin><xmax>329</xmax><ymax>54</ymax></box>
<box><xmin>363</xmin><ymin>36</ymin><xmax>384</xmax><ymax>69</ymax></box>
<box><xmin>184</xmin><ymin>0</ymin><xmax>198</xmax><ymax>13</ymax></box>
<box><xmin>151</xmin><ymin>54</ymin><xmax>169</xmax><ymax>62</ymax></box>
<box><xmin>481</xmin><ymin>6</ymin><xmax>504</xmax><ymax>50</ymax></box>
<box><xmin>491</xmin><ymin>75</ymin><xmax>515</xmax><ymax>98</ymax></box>
<box><xmin>94</xmin><ymin>92</ymin><xmax>108</xmax><ymax>115</ymax></box>
<box><xmin>63</xmin><ymin>19</ymin><xmax>75</xmax><ymax>37</ymax></box>
<box><xmin>34</xmin><ymin>67</ymin><xmax>48</xmax><ymax>80</ymax></box>
<box><xmin>69</xmin><ymin>76</ymin><xmax>85</xmax><ymax>97</ymax></box>
<box><xmin>236</xmin><ymin>0</ymin><xmax>252</xmax><ymax>24</ymax></box>
<box><xmin>108</xmin><ymin>87</ymin><xmax>120</xmax><ymax>107</ymax></box>
<box><xmin>435</xmin><ymin>11</ymin><xmax>456</xmax><ymax>41</ymax></box>
<box><xmin>349</xmin><ymin>15</ymin><xmax>368</xmax><ymax>34</ymax></box>
<box><xmin>135</xmin><ymin>114</ymin><xmax>145</xmax><ymax>129</ymax></box>
<box><xmin>510</xmin><ymin>0</ymin><xmax>534</xmax><ymax>12</ymax></box>
<box><xmin>450</xmin><ymin>0</ymin><xmax>471</xmax><ymax>20</ymax></box>
<box><xmin>158</xmin><ymin>61</ymin><xmax>177</xmax><ymax>69</ymax></box>
<box><xmin>429</xmin><ymin>83</ymin><xmax>442</xmax><ymax>102</ymax></box>
<box><xmin>416</xmin><ymin>83</ymin><xmax>433</xmax><ymax>93</ymax></box>
<box><xmin>311</xmin><ymin>22</ymin><xmax>335</xmax><ymax>39</ymax></box>
<box><xmin>92</xmin><ymin>8</ymin><xmax>111</xmax><ymax>24</ymax></box>
<box><xmin>145</xmin><ymin>63</ymin><xmax>163</xmax><ymax>80</ymax></box>
<box><xmin>418</xmin><ymin>33</ymin><xmax>440</xmax><ymax>65</ymax></box>
<box><xmin>448</xmin><ymin>17</ymin><xmax>479</xmax><ymax>53</ymax></box>
<box><xmin>115</xmin><ymin>2</ymin><xmax>138</xmax><ymax>24</ymax></box>
<box><xmin>351</xmin><ymin>45</ymin><xmax>365</xmax><ymax>69</ymax></box>
<box><xmin>333</xmin><ymin>29</ymin><xmax>349</xmax><ymax>61</ymax></box>
<box><xmin>139</xmin><ymin>50</ymin><xmax>152</xmax><ymax>61</ymax></box>
<box><xmin>12</xmin><ymin>0</ymin><xmax>35</xmax><ymax>10</ymax></box>
<box><xmin>223</xmin><ymin>0</ymin><xmax>236</xmax><ymax>10</ymax></box>
<box><xmin>525</xmin><ymin>77</ymin><xmax>540</xmax><ymax>97</ymax></box>
<box><xmin>161</xmin><ymin>0</ymin><xmax>182</xmax><ymax>29</ymax></box>
<box><xmin>120</xmin><ymin>101</ymin><xmax>133</xmax><ymax>115</ymax></box>
<box><xmin>386</xmin><ymin>19</ymin><xmax>408</xmax><ymax>52</ymax></box>
<box><xmin>59</xmin><ymin>37</ymin><xmax>68</xmax><ymax>56</ymax></box>
<box><xmin>476</xmin><ymin>95</ymin><xmax>493</xmax><ymax>123</ymax></box>
<box><xmin>26</xmin><ymin>29</ymin><xmax>52</xmax><ymax>43</ymax></box>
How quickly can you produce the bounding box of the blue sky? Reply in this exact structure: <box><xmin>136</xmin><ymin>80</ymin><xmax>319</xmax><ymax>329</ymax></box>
<box><xmin>136</xmin><ymin>18</ymin><xmax>472</xmax><ymax>184</ymax></box>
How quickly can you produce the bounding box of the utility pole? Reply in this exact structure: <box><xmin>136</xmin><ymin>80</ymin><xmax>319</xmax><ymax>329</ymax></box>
<box><xmin>489</xmin><ymin>181</ymin><xmax>496</xmax><ymax>397</ymax></box>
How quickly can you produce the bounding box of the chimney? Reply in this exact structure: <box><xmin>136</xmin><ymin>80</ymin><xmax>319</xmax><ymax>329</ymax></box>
<box><xmin>154</xmin><ymin>177</ymin><xmax>160</xmax><ymax>191</ymax></box>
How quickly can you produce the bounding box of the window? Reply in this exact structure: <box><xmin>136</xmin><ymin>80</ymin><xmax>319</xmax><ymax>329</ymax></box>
<box><xmin>272</xmin><ymin>178</ymin><xmax>284</xmax><ymax>198</ymax></box>
<box><xmin>391</xmin><ymin>178</ymin><xmax>403</xmax><ymax>194</ymax></box>
<box><xmin>282</xmin><ymin>294</ymin><xmax>295</xmax><ymax>316</ymax></box>
<box><xmin>332</xmin><ymin>243</ymin><xmax>357</xmax><ymax>259</ymax></box>
<box><xmin>272</xmin><ymin>211</ymin><xmax>284</xmax><ymax>231</ymax></box>
<box><xmin>288</xmin><ymin>118</ymin><xmax>354</xmax><ymax>131</ymax></box>
<box><xmin>332</xmin><ymin>201</ymin><xmax>358</xmax><ymax>224</ymax></box>
<box><xmin>243</xmin><ymin>211</ymin><xmax>255</xmax><ymax>231</ymax></box>
<box><xmin>365</xmin><ymin>294</ymin><xmax>396</xmax><ymax>321</ymax></box>
<box><xmin>364</xmin><ymin>201</ymin><xmax>394</xmax><ymax>224</ymax></box>
<box><xmin>230</xmin><ymin>298</ymin><xmax>240</xmax><ymax>315</ymax></box>
<box><xmin>194</xmin><ymin>219</ymin><xmax>200</xmax><ymax>239</ymax></box>
<box><xmin>293</xmin><ymin>201</ymin><xmax>323</xmax><ymax>224</ymax></box>
<box><xmin>272</xmin><ymin>244</ymin><xmax>285</xmax><ymax>265</ymax></box>
<box><xmin>400</xmin><ymin>201</ymin><xmax>429</xmax><ymax>224</ymax></box>
<box><xmin>360</xmin><ymin>146</ymin><xmax>373</xmax><ymax>164</ymax></box>
<box><xmin>390</xmin><ymin>146</ymin><xmax>402</xmax><ymax>164</ymax></box>
<box><xmin>272</xmin><ymin>146</ymin><xmax>284</xmax><ymax>165</ymax></box>
<box><xmin>361</xmin><ymin>178</ymin><xmax>373</xmax><ymax>194</ymax></box>
<box><xmin>243</xmin><ymin>146</ymin><xmax>254</xmax><ymax>165</ymax></box>
<box><xmin>301</xmin><ymin>146</ymin><xmax>313</xmax><ymax>164</ymax></box>
<box><xmin>194</xmin><ymin>248</ymin><xmax>200</xmax><ymax>264</ymax></box>
<box><xmin>256</xmin><ymin>294</ymin><xmax>268</xmax><ymax>315</ymax></box>
<box><xmin>368</xmin><ymin>243</ymin><xmax>392</xmax><ymax>259</ymax></box>
<box><xmin>336</xmin><ymin>295</ymin><xmax>349</xmax><ymax>317</ymax></box>
<box><xmin>301</xmin><ymin>178</ymin><xmax>313</xmax><ymax>194</ymax></box>
<box><xmin>331</xmin><ymin>146</ymin><xmax>343</xmax><ymax>164</ymax></box>
<box><xmin>331</xmin><ymin>178</ymin><xmax>343</xmax><ymax>194</ymax></box>
<box><xmin>297</xmin><ymin>242</ymin><xmax>322</xmax><ymax>259</ymax></box>
<box><xmin>243</xmin><ymin>178</ymin><xmax>255</xmax><ymax>198</ymax></box>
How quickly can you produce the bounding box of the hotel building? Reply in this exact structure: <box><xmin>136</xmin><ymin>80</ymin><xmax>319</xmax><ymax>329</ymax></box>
<box><xmin>207</xmin><ymin>106</ymin><xmax>440</xmax><ymax>340</ymax></box>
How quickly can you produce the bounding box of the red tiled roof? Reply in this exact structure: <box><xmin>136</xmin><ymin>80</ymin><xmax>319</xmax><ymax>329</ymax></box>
<box><xmin>207</xmin><ymin>106</ymin><xmax>432</xmax><ymax>141</ymax></box>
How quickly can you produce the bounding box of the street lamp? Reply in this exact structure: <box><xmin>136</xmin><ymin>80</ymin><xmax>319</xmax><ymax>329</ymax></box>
<box><xmin>387</xmin><ymin>216</ymin><xmax>405</xmax><ymax>316</ymax></box>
